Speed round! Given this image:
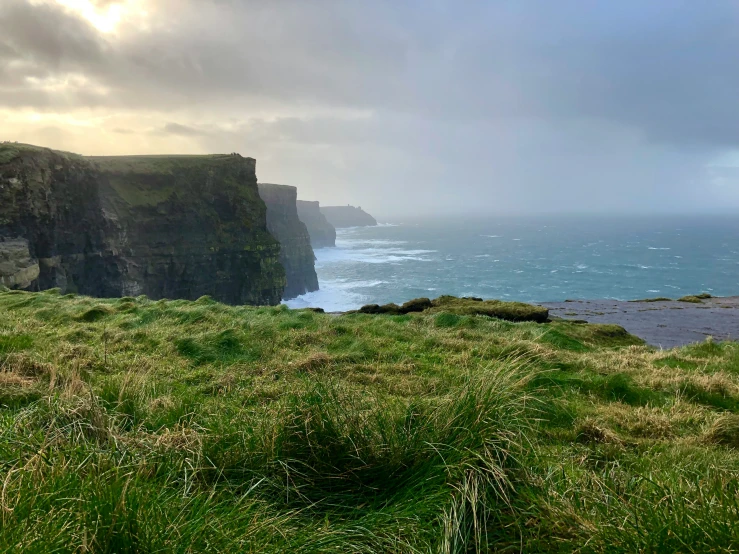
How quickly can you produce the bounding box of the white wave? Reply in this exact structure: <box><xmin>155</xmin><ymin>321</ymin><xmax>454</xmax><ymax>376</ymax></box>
<box><xmin>285</xmin><ymin>279</ymin><xmax>388</xmax><ymax>311</ymax></box>
<box><xmin>338</xmin><ymin>238</ymin><xmax>408</xmax><ymax>247</ymax></box>
<box><xmin>475</xmin><ymin>254</ymin><xmax>491</xmax><ymax>258</ymax></box>
<box><xmin>481</xmin><ymin>235</ymin><xmax>502</xmax><ymax>238</ymax></box>
<box><xmin>377</xmin><ymin>222</ymin><xmax>399</xmax><ymax>227</ymax></box>
<box><xmin>315</xmin><ymin>245</ymin><xmax>435</xmax><ymax>266</ymax></box>
<box><xmin>647</xmin><ymin>289</ymin><xmax>661</xmax><ymax>293</ymax></box>
<box><xmin>648</xmin><ymin>247</ymin><xmax>671</xmax><ymax>250</ymax></box>
<box><xmin>285</xmin><ymin>289</ymin><xmax>364</xmax><ymax>312</ymax></box>
<box><xmin>327</xmin><ymin>279</ymin><xmax>387</xmax><ymax>289</ymax></box>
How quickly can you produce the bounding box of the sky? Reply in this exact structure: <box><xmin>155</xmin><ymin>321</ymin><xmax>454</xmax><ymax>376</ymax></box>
<box><xmin>2</xmin><ymin>0</ymin><xmax>739</xmax><ymax>217</ymax></box>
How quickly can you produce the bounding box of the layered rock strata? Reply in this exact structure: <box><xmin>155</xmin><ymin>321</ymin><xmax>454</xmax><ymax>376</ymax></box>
<box><xmin>0</xmin><ymin>143</ymin><xmax>285</xmax><ymax>304</ymax></box>
<box><xmin>296</xmin><ymin>200</ymin><xmax>336</xmax><ymax>248</ymax></box>
<box><xmin>258</xmin><ymin>184</ymin><xmax>319</xmax><ymax>299</ymax></box>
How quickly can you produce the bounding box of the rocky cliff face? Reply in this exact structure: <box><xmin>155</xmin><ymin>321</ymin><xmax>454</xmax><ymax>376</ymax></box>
<box><xmin>296</xmin><ymin>200</ymin><xmax>336</xmax><ymax>248</ymax></box>
<box><xmin>0</xmin><ymin>143</ymin><xmax>285</xmax><ymax>305</ymax></box>
<box><xmin>258</xmin><ymin>184</ymin><xmax>319</xmax><ymax>299</ymax></box>
<box><xmin>320</xmin><ymin>205</ymin><xmax>378</xmax><ymax>228</ymax></box>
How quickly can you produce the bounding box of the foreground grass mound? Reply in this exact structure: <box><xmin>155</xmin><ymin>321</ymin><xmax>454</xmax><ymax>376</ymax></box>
<box><xmin>1</xmin><ymin>289</ymin><xmax>738</xmax><ymax>552</ymax></box>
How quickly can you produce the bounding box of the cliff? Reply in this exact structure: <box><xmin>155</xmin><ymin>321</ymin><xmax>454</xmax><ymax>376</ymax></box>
<box><xmin>0</xmin><ymin>143</ymin><xmax>285</xmax><ymax>304</ymax></box>
<box><xmin>258</xmin><ymin>184</ymin><xmax>319</xmax><ymax>300</ymax></box>
<box><xmin>296</xmin><ymin>200</ymin><xmax>336</xmax><ymax>248</ymax></box>
<box><xmin>320</xmin><ymin>205</ymin><xmax>378</xmax><ymax>228</ymax></box>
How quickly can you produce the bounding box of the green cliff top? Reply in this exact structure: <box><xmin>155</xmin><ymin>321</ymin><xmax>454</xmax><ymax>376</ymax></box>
<box><xmin>0</xmin><ymin>142</ymin><xmax>86</xmax><ymax>165</ymax></box>
<box><xmin>90</xmin><ymin>153</ymin><xmax>256</xmax><ymax>174</ymax></box>
<box><xmin>89</xmin><ymin>154</ymin><xmax>258</xmax><ymax>208</ymax></box>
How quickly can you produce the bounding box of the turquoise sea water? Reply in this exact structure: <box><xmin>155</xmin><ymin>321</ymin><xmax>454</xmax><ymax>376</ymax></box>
<box><xmin>286</xmin><ymin>215</ymin><xmax>739</xmax><ymax>312</ymax></box>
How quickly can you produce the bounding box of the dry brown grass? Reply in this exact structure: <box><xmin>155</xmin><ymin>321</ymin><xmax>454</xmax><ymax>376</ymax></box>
<box><xmin>703</xmin><ymin>414</ymin><xmax>739</xmax><ymax>448</ymax></box>
<box><xmin>575</xmin><ymin>418</ymin><xmax>623</xmax><ymax>445</ymax></box>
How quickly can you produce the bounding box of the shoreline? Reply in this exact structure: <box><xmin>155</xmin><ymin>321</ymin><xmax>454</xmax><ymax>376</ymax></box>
<box><xmin>318</xmin><ymin>294</ymin><xmax>739</xmax><ymax>349</ymax></box>
<box><xmin>540</xmin><ymin>296</ymin><xmax>739</xmax><ymax>348</ymax></box>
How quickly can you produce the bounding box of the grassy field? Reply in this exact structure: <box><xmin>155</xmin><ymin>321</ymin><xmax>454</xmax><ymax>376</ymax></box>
<box><xmin>1</xmin><ymin>289</ymin><xmax>738</xmax><ymax>552</ymax></box>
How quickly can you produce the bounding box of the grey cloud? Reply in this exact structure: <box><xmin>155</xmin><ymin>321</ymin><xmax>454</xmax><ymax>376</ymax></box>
<box><xmin>0</xmin><ymin>0</ymin><xmax>737</xmax><ymax>149</ymax></box>
<box><xmin>0</xmin><ymin>1</ymin><xmax>107</xmax><ymax>69</ymax></box>
<box><xmin>160</xmin><ymin>122</ymin><xmax>209</xmax><ymax>137</ymax></box>
<box><xmin>2</xmin><ymin>0</ymin><xmax>739</xmax><ymax>215</ymax></box>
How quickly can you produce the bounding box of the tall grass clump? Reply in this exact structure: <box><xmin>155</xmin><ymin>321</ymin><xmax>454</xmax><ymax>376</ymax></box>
<box><xmin>197</xmin><ymin>365</ymin><xmax>533</xmax><ymax>551</ymax></box>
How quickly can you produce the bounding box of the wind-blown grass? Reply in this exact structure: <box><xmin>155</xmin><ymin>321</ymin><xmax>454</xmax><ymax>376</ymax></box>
<box><xmin>0</xmin><ymin>289</ymin><xmax>738</xmax><ymax>551</ymax></box>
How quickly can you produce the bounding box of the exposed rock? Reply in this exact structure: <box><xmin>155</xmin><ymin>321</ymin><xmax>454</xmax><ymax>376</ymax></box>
<box><xmin>541</xmin><ymin>296</ymin><xmax>739</xmax><ymax>347</ymax></box>
<box><xmin>258</xmin><ymin>184</ymin><xmax>319</xmax><ymax>300</ymax></box>
<box><xmin>296</xmin><ymin>200</ymin><xmax>336</xmax><ymax>248</ymax></box>
<box><xmin>320</xmin><ymin>205</ymin><xmax>377</xmax><ymax>228</ymax></box>
<box><xmin>0</xmin><ymin>237</ymin><xmax>39</xmax><ymax>289</ymax></box>
<box><xmin>0</xmin><ymin>143</ymin><xmax>286</xmax><ymax>305</ymax></box>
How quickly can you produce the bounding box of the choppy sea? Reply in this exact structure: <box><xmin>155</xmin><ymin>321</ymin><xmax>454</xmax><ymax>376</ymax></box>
<box><xmin>285</xmin><ymin>215</ymin><xmax>739</xmax><ymax>312</ymax></box>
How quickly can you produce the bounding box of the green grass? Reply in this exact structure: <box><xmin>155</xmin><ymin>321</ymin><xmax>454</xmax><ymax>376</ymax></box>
<box><xmin>89</xmin><ymin>153</ymin><xmax>258</xmax><ymax>208</ymax></box>
<box><xmin>1</xmin><ymin>290</ymin><xmax>738</xmax><ymax>552</ymax></box>
<box><xmin>0</xmin><ymin>143</ymin><xmax>20</xmax><ymax>164</ymax></box>
<box><xmin>1</xmin><ymin>142</ymin><xmax>86</xmax><ymax>163</ymax></box>
<box><xmin>355</xmin><ymin>295</ymin><xmax>550</xmax><ymax>322</ymax></box>
<box><xmin>630</xmin><ymin>293</ymin><xmax>713</xmax><ymax>303</ymax></box>
<box><xmin>89</xmin><ymin>153</ymin><xmax>247</xmax><ymax>175</ymax></box>
<box><xmin>678</xmin><ymin>294</ymin><xmax>713</xmax><ymax>303</ymax></box>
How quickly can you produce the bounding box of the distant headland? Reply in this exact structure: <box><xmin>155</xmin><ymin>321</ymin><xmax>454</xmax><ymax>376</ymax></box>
<box><xmin>320</xmin><ymin>205</ymin><xmax>378</xmax><ymax>228</ymax></box>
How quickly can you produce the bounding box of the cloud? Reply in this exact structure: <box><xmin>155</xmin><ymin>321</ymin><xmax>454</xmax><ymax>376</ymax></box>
<box><xmin>160</xmin><ymin>122</ymin><xmax>208</xmax><ymax>137</ymax></box>
<box><xmin>2</xmin><ymin>0</ymin><xmax>739</xmax><ymax>215</ymax></box>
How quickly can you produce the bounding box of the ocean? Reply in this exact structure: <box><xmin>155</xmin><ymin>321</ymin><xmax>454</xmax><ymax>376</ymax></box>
<box><xmin>285</xmin><ymin>215</ymin><xmax>739</xmax><ymax>312</ymax></box>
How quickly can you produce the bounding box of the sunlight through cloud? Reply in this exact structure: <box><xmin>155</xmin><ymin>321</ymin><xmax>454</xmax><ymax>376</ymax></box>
<box><xmin>49</xmin><ymin>0</ymin><xmax>140</xmax><ymax>33</ymax></box>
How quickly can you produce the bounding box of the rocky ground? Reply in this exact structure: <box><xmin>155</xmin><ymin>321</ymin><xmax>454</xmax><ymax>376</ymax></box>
<box><xmin>541</xmin><ymin>296</ymin><xmax>739</xmax><ymax>348</ymax></box>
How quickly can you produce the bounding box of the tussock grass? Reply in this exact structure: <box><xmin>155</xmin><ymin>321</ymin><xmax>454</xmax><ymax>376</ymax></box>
<box><xmin>629</xmin><ymin>296</ymin><xmax>673</xmax><ymax>302</ymax></box>
<box><xmin>679</xmin><ymin>295</ymin><xmax>705</xmax><ymax>303</ymax></box>
<box><xmin>0</xmin><ymin>290</ymin><xmax>738</xmax><ymax>551</ymax></box>
<box><xmin>355</xmin><ymin>295</ymin><xmax>550</xmax><ymax>322</ymax></box>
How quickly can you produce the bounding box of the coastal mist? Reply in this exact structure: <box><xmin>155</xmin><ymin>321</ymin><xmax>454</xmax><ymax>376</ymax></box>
<box><xmin>286</xmin><ymin>214</ymin><xmax>739</xmax><ymax>312</ymax></box>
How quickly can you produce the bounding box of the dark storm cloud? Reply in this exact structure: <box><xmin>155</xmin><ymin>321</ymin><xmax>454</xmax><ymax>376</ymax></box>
<box><xmin>2</xmin><ymin>0</ymin><xmax>739</xmax><ymax>214</ymax></box>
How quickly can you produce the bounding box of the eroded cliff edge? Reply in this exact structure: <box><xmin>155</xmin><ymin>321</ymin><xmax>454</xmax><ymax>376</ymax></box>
<box><xmin>320</xmin><ymin>205</ymin><xmax>377</xmax><ymax>228</ymax></box>
<box><xmin>296</xmin><ymin>200</ymin><xmax>336</xmax><ymax>248</ymax></box>
<box><xmin>258</xmin><ymin>184</ymin><xmax>319</xmax><ymax>299</ymax></box>
<box><xmin>0</xmin><ymin>143</ymin><xmax>285</xmax><ymax>305</ymax></box>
